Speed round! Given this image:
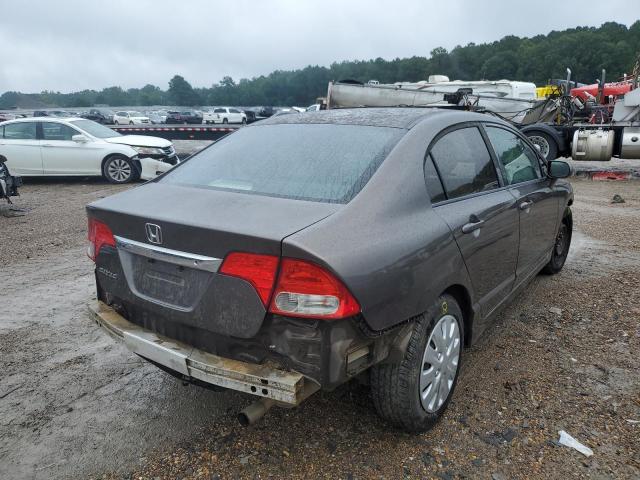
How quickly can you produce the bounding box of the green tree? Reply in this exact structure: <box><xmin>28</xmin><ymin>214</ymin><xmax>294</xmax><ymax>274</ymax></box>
<box><xmin>167</xmin><ymin>75</ymin><xmax>200</xmax><ymax>106</ymax></box>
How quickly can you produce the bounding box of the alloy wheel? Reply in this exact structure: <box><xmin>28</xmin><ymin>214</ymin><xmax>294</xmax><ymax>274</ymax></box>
<box><xmin>107</xmin><ymin>158</ymin><xmax>132</xmax><ymax>183</ymax></box>
<box><xmin>420</xmin><ymin>314</ymin><xmax>461</xmax><ymax>413</ymax></box>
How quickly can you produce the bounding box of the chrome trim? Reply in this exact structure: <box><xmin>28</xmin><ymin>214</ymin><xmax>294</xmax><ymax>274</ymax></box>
<box><xmin>114</xmin><ymin>235</ymin><xmax>222</xmax><ymax>273</ymax></box>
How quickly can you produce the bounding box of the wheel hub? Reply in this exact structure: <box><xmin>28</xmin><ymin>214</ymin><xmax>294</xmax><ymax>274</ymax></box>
<box><xmin>420</xmin><ymin>314</ymin><xmax>461</xmax><ymax>413</ymax></box>
<box><xmin>528</xmin><ymin>135</ymin><xmax>550</xmax><ymax>159</ymax></box>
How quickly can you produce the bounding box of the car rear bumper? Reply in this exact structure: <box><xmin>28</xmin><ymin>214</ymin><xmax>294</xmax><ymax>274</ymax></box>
<box><xmin>89</xmin><ymin>300</ymin><xmax>318</xmax><ymax>404</ymax></box>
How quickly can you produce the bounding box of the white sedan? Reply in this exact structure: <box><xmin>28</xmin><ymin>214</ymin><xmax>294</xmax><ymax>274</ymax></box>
<box><xmin>113</xmin><ymin>111</ymin><xmax>151</xmax><ymax>125</ymax></box>
<box><xmin>0</xmin><ymin>117</ymin><xmax>179</xmax><ymax>183</ymax></box>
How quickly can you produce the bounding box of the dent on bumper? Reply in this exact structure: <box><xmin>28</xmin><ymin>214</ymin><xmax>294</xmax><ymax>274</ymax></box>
<box><xmin>139</xmin><ymin>157</ymin><xmax>174</xmax><ymax>180</ymax></box>
<box><xmin>88</xmin><ymin>300</ymin><xmax>317</xmax><ymax>404</ymax></box>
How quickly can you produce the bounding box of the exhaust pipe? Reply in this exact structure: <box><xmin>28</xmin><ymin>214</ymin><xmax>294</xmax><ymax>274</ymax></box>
<box><xmin>238</xmin><ymin>397</ymin><xmax>276</xmax><ymax>426</ymax></box>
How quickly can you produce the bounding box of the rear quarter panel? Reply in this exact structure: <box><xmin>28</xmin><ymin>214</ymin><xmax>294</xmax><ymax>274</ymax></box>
<box><xmin>283</xmin><ymin>114</ymin><xmax>478</xmax><ymax>332</ymax></box>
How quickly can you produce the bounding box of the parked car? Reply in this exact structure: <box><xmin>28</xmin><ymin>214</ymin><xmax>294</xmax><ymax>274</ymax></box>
<box><xmin>258</xmin><ymin>106</ymin><xmax>275</xmax><ymax>117</ymax></box>
<box><xmin>243</xmin><ymin>109</ymin><xmax>258</xmax><ymax>123</ymax></box>
<box><xmin>82</xmin><ymin>109</ymin><xmax>115</xmax><ymax>124</ymax></box>
<box><xmin>146</xmin><ymin>111</ymin><xmax>165</xmax><ymax>124</ymax></box>
<box><xmin>0</xmin><ymin>117</ymin><xmax>178</xmax><ymax>183</ymax></box>
<box><xmin>87</xmin><ymin>108</ymin><xmax>572</xmax><ymax>431</ymax></box>
<box><xmin>306</xmin><ymin>104</ymin><xmax>321</xmax><ymax>112</ymax></box>
<box><xmin>165</xmin><ymin>110</ymin><xmax>202</xmax><ymax>124</ymax></box>
<box><xmin>203</xmin><ymin>107</ymin><xmax>246</xmax><ymax>124</ymax></box>
<box><xmin>113</xmin><ymin>111</ymin><xmax>150</xmax><ymax>125</ymax></box>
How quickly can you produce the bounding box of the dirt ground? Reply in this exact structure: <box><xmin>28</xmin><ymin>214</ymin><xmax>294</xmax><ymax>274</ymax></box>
<box><xmin>0</xmin><ymin>177</ymin><xmax>638</xmax><ymax>480</ymax></box>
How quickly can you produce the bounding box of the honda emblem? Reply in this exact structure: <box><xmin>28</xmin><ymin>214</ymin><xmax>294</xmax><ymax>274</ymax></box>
<box><xmin>145</xmin><ymin>223</ymin><xmax>162</xmax><ymax>244</ymax></box>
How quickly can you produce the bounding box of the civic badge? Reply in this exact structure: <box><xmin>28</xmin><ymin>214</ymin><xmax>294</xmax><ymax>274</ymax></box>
<box><xmin>145</xmin><ymin>223</ymin><xmax>162</xmax><ymax>244</ymax></box>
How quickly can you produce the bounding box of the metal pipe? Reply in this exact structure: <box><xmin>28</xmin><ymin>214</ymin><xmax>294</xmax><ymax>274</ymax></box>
<box><xmin>238</xmin><ymin>397</ymin><xmax>276</xmax><ymax>426</ymax></box>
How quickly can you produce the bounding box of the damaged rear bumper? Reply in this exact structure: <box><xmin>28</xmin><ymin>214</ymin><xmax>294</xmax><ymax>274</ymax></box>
<box><xmin>88</xmin><ymin>300</ymin><xmax>317</xmax><ymax>405</ymax></box>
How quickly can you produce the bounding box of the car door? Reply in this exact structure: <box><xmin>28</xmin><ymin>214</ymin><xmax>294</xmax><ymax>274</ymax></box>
<box><xmin>483</xmin><ymin>124</ymin><xmax>559</xmax><ymax>283</ymax></box>
<box><xmin>428</xmin><ymin>124</ymin><xmax>520</xmax><ymax>319</ymax></box>
<box><xmin>0</xmin><ymin>121</ymin><xmax>42</xmax><ymax>175</ymax></box>
<box><xmin>41</xmin><ymin>121</ymin><xmax>101</xmax><ymax>175</ymax></box>
<box><xmin>229</xmin><ymin>108</ymin><xmax>241</xmax><ymax>123</ymax></box>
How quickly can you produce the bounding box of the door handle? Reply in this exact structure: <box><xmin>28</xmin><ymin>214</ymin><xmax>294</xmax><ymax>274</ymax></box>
<box><xmin>519</xmin><ymin>200</ymin><xmax>534</xmax><ymax>211</ymax></box>
<box><xmin>462</xmin><ymin>219</ymin><xmax>485</xmax><ymax>234</ymax></box>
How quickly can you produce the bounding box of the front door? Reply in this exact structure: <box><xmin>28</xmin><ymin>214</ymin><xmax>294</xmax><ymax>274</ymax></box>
<box><xmin>429</xmin><ymin>125</ymin><xmax>519</xmax><ymax>318</ymax></box>
<box><xmin>483</xmin><ymin>125</ymin><xmax>559</xmax><ymax>281</ymax></box>
<box><xmin>40</xmin><ymin>122</ymin><xmax>101</xmax><ymax>175</ymax></box>
<box><xmin>0</xmin><ymin>121</ymin><xmax>42</xmax><ymax>175</ymax></box>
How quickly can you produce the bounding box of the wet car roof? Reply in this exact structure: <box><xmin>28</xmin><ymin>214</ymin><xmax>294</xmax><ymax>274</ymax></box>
<box><xmin>259</xmin><ymin>107</ymin><xmax>450</xmax><ymax>129</ymax></box>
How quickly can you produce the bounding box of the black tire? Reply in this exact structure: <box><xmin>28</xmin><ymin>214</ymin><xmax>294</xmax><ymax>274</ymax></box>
<box><xmin>242</xmin><ymin>117</ymin><xmax>247</xmax><ymax>124</ymax></box>
<box><xmin>222</xmin><ymin>118</ymin><xmax>228</xmax><ymax>124</ymax></box>
<box><xmin>371</xmin><ymin>294</ymin><xmax>464</xmax><ymax>432</ymax></box>
<box><xmin>102</xmin><ymin>155</ymin><xmax>137</xmax><ymax>184</ymax></box>
<box><xmin>542</xmin><ymin>208</ymin><xmax>572</xmax><ymax>274</ymax></box>
<box><xmin>525</xmin><ymin>131</ymin><xmax>558</xmax><ymax>160</ymax></box>
<box><xmin>114</xmin><ymin>120</ymin><xmax>119</xmax><ymax>125</ymax></box>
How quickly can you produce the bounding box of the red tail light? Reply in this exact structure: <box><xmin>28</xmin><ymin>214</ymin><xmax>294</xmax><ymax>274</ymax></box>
<box><xmin>87</xmin><ymin>217</ymin><xmax>116</xmax><ymax>261</ymax></box>
<box><xmin>269</xmin><ymin>258</ymin><xmax>360</xmax><ymax>319</ymax></box>
<box><xmin>219</xmin><ymin>252</ymin><xmax>279</xmax><ymax>306</ymax></box>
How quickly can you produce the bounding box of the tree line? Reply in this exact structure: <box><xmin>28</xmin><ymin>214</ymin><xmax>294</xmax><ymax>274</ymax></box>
<box><xmin>1</xmin><ymin>21</ymin><xmax>638</xmax><ymax>109</ymax></box>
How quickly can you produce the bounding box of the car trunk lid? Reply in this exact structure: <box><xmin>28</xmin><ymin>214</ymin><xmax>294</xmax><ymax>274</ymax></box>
<box><xmin>88</xmin><ymin>183</ymin><xmax>339</xmax><ymax>338</ymax></box>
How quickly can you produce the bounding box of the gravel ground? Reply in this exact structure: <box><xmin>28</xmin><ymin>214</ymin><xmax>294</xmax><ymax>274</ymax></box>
<box><xmin>0</xmin><ymin>178</ymin><xmax>638</xmax><ymax>480</ymax></box>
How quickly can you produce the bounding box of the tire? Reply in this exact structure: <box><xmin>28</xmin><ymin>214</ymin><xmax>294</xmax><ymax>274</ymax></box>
<box><xmin>371</xmin><ymin>294</ymin><xmax>464</xmax><ymax>432</ymax></box>
<box><xmin>525</xmin><ymin>131</ymin><xmax>558</xmax><ymax>160</ymax></box>
<box><xmin>542</xmin><ymin>209</ymin><xmax>572</xmax><ymax>274</ymax></box>
<box><xmin>114</xmin><ymin>120</ymin><xmax>119</xmax><ymax>125</ymax></box>
<box><xmin>222</xmin><ymin>118</ymin><xmax>228</xmax><ymax>124</ymax></box>
<box><xmin>129</xmin><ymin>121</ymin><xmax>134</xmax><ymax>125</ymax></box>
<box><xmin>242</xmin><ymin>118</ymin><xmax>247</xmax><ymax>124</ymax></box>
<box><xmin>103</xmin><ymin>155</ymin><xmax>136</xmax><ymax>184</ymax></box>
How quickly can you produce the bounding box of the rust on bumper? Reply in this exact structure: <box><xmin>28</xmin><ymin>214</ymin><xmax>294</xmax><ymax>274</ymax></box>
<box><xmin>88</xmin><ymin>300</ymin><xmax>316</xmax><ymax>405</ymax></box>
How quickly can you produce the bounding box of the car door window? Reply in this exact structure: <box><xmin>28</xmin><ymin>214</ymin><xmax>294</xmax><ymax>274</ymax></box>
<box><xmin>3</xmin><ymin>122</ymin><xmax>37</xmax><ymax>140</ymax></box>
<box><xmin>485</xmin><ymin>126</ymin><xmax>541</xmax><ymax>185</ymax></box>
<box><xmin>42</xmin><ymin>122</ymin><xmax>78</xmax><ymax>141</ymax></box>
<box><xmin>229</xmin><ymin>108</ymin><xmax>241</xmax><ymax>113</ymax></box>
<box><xmin>214</xmin><ymin>108</ymin><xmax>225</xmax><ymax>113</ymax></box>
<box><xmin>424</xmin><ymin>154</ymin><xmax>446</xmax><ymax>203</ymax></box>
<box><xmin>430</xmin><ymin>126</ymin><xmax>499</xmax><ymax>200</ymax></box>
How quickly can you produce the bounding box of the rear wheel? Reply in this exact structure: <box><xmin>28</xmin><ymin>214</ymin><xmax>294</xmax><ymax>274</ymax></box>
<box><xmin>103</xmin><ymin>155</ymin><xmax>136</xmax><ymax>184</ymax></box>
<box><xmin>542</xmin><ymin>210</ymin><xmax>572</xmax><ymax>274</ymax></box>
<box><xmin>222</xmin><ymin>118</ymin><xmax>228</xmax><ymax>124</ymax></box>
<box><xmin>114</xmin><ymin>120</ymin><xmax>119</xmax><ymax>125</ymax></box>
<box><xmin>526</xmin><ymin>131</ymin><xmax>558</xmax><ymax>160</ymax></box>
<box><xmin>129</xmin><ymin>121</ymin><xmax>133</xmax><ymax>125</ymax></box>
<box><xmin>371</xmin><ymin>294</ymin><xmax>463</xmax><ymax>432</ymax></box>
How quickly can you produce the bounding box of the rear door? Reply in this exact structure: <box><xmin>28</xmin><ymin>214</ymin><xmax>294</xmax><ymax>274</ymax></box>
<box><xmin>0</xmin><ymin>121</ymin><xmax>42</xmax><ymax>175</ymax></box>
<box><xmin>483</xmin><ymin>124</ymin><xmax>559</xmax><ymax>282</ymax></box>
<box><xmin>428</xmin><ymin>124</ymin><xmax>519</xmax><ymax>318</ymax></box>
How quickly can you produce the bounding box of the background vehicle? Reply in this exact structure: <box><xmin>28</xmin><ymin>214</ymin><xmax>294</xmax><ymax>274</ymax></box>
<box><xmin>203</xmin><ymin>107</ymin><xmax>246</xmax><ymax>124</ymax></box>
<box><xmin>165</xmin><ymin>110</ymin><xmax>203</xmax><ymax>124</ymax></box>
<box><xmin>0</xmin><ymin>117</ymin><xmax>177</xmax><ymax>183</ymax></box>
<box><xmin>113</xmin><ymin>111</ymin><xmax>150</xmax><ymax>125</ymax></box>
<box><xmin>82</xmin><ymin>108</ymin><xmax>115</xmax><ymax>124</ymax></box>
<box><xmin>146</xmin><ymin>111</ymin><xmax>165</xmax><ymax>124</ymax></box>
<box><xmin>87</xmin><ymin>108</ymin><xmax>572</xmax><ymax>431</ymax></box>
<box><xmin>243</xmin><ymin>109</ymin><xmax>258</xmax><ymax>123</ymax></box>
<box><xmin>0</xmin><ymin>157</ymin><xmax>21</xmax><ymax>203</ymax></box>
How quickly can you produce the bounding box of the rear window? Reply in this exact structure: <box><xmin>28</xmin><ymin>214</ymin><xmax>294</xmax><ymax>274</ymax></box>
<box><xmin>162</xmin><ymin>123</ymin><xmax>403</xmax><ymax>203</ymax></box>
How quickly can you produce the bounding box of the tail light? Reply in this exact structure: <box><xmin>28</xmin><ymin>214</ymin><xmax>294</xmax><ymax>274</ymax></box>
<box><xmin>269</xmin><ymin>258</ymin><xmax>360</xmax><ymax>319</ymax></box>
<box><xmin>219</xmin><ymin>252</ymin><xmax>279</xmax><ymax>305</ymax></box>
<box><xmin>219</xmin><ymin>254</ymin><xmax>361</xmax><ymax>319</ymax></box>
<box><xmin>87</xmin><ymin>217</ymin><xmax>116</xmax><ymax>261</ymax></box>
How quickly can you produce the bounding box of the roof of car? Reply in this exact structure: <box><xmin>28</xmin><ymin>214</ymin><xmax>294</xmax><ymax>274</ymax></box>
<box><xmin>258</xmin><ymin>107</ymin><xmax>452</xmax><ymax>129</ymax></box>
<box><xmin>0</xmin><ymin>116</ymin><xmax>85</xmax><ymax>123</ymax></box>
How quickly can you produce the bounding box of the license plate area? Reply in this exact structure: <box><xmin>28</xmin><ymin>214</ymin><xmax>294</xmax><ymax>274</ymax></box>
<box><xmin>115</xmin><ymin>236</ymin><xmax>221</xmax><ymax>311</ymax></box>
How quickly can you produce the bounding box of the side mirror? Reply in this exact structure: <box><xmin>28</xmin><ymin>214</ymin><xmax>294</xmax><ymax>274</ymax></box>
<box><xmin>72</xmin><ymin>134</ymin><xmax>89</xmax><ymax>143</ymax></box>
<box><xmin>548</xmin><ymin>160</ymin><xmax>571</xmax><ymax>179</ymax></box>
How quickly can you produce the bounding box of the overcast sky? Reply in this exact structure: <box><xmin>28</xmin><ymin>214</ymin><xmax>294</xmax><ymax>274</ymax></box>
<box><xmin>0</xmin><ymin>0</ymin><xmax>636</xmax><ymax>93</ymax></box>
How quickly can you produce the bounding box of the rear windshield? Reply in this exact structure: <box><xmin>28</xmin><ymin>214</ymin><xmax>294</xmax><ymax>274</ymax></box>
<box><xmin>161</xmin><ymin>123</ymin><xmax>403</xmax><ymax>203</ymax></box>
